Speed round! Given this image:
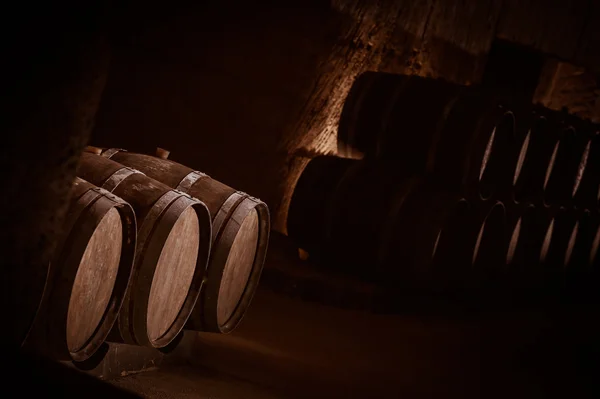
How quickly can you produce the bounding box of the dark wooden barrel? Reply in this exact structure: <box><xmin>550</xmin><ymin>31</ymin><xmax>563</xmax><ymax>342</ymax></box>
<box><xmin>430</xmin><ymin>89</ymin><xmax>520</xmax><ymax>200</ymax></box>
<box><xmin>337</xmin><ymin>72</ymin><xmax>462</xmax><ymax>170</ymax></box>
<box><xmin>506</xmin><ymin>205</ymin><xmax>551</xmax><ymax>271</ymax></box>
<box><xmin>573</xmin><ymin>131</ymin><xmax>600</xmax><ymax>209</ymax></box>
<box><xmin>287</xmin><ymin>156</ymin><xmax>357</xmax><ymax>260</ymax></box>
<box><xmin>95</xmin><ymin>149</ymin><xmax>270</xmax><ymax>334</ymax></box>
<box><xmin>543</xmin><ymin>121</ymin><xmax>591</xmax><ymax>206</ymax></box>
<box><xmin>25</xmin><ymin>178</ymin><xmax>136</xmax><ymax>362</ymax></box>
<box><xmin>592</xmin><ymin>218</ymin><xmax>600</xmax><ymax>269</ymax></box>
<box><xmin>287</xmin><ymin>155</ymin><xmax>481</xmax><ymax>289</ymax></box>
<box><xmin>77</xmin><ymin>152</ymin><xmax>212</xmax><ymax>347</ymax></box>
<box><xmin>539</xmin><ymin>208</ymin><xmax>579</xmax><ymax>271</ymax></box>
<box><xmin>471</xmin><ymin>202</ymin><xmax>509</xmax><ymax>272</ymax></box>
<box><xmin>565</xmin><ymin>211</ymin><xmax>599</xmax><ymax>272</ymax></box>
<box><xmin>511</xmin><ymin>110</ymin><xmax>558</xmax><ymax>204</ymax></box>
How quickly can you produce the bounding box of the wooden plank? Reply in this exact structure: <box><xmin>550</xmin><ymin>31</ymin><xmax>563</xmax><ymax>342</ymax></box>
<box><xmin>497</xmin><ymin>0</ymin><xmax>590</xmax><ymax>61</ymax></box>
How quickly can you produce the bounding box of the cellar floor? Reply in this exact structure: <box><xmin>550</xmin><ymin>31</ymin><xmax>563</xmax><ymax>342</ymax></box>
<box><xmin>110</xmin><ymin>365</ymin><xmax>283</xmax><ymax>399</ymax></box>
<box><xmin>109</xmin><ymin>235</ymin><xmax>599</xmax><ymax>399</ymax></box>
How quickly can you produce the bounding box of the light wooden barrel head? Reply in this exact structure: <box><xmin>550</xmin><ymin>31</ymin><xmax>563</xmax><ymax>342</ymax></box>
<box><xmin>147</xmin><ymin>206</ymin><xmax>200</xmax><ymax>342</ymax></box>
<box><xmin>67</xmin><ymin>207</ymin><xmax>122</xmax><ymax>352</ymax></box>
<box><xmin>217</xmin><ymin>208</ymin><xmax>259</xmax><ymax>326</ymax></box>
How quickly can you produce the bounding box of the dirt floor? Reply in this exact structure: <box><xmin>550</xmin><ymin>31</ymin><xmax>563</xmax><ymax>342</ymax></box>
<box><xmin>110</xmin><ymin>366</ymin><xmax>283</xmax><ymax>399</ymax></box>
<box><xmin>106</xmin><ymin>237</ymin><xmax>599</xmax><ymax>399</ymax></box>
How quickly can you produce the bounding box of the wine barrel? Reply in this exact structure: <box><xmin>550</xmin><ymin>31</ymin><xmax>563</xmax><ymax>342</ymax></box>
<box><xmin>573</xmin><ymin>131</ymin><xmax>600</xmax><ymax>209</ymax></box>
<box><xmin>431</xmin><ymin>89</ymin><xmax>520</xmax><ymax>200</ymax></box>
<box><xmin>592</xmin><ymin>219</ymin><xmax>600</xmax><ymax>268</ymax></box>
<box><xmin>287</xmin><ymin>156</ymin><xmax>357</xmax><ymax>260</ymax></box>
<box><xmin>95</xmin><ymin>149</ymin><xmax>270</xmax><ymax>334</ymax></box>
<box><xmin>565</xmin><ymin>211</ymin><xmax>599</xmax><ymax>271</ymax></box>
<box><xmin>543</xmin><ymin>121</ymin><xmax>591</xmax><ymax>206</ymax></box>
<box><xmin>471</xmin><ymin>202</ymin><xmax>509</xmax><ymax>272</ymax></box>
<box><xmin>25</xmin><ymin>178</ymin><xmax>136</xmax><ymax>362</ymax></box>
<box><xmin>77</xmin><ymin>152</ymin><xmax>212</xmax><ymax>347</ymax></box>
<box><xmin>287</xmin><ymin>155</ymin><xmax>480</xmax><ymax>289</ymax></box>
<box><xmin>337</xmin><ymin>72</ymin><xmax>462</xmax><ymax>170</ymax></box>
<box><xmin>511</xmin><ymin>110</ymin><xmax>559</xmax><ymax>204</ymax></box>
<box><xmin>540</xmin><ymin>207</ymin><xmax>579</xmax><ymax>271</ymax></box>
<box><xmin>506</xmin><ymin>205</ymin><xmax>551</xmax><ymax>271</ymax></box>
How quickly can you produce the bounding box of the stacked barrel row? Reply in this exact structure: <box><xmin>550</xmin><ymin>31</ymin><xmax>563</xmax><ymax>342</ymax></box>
<box><xmin>25</xmin><ymin>148</ymin><xmax>269</xmax><ymax>365</ymax></box>
<box><xmin>288</xmin><ymin>71</ymin><xmax>599</xmax><ymax>306</ymax></box>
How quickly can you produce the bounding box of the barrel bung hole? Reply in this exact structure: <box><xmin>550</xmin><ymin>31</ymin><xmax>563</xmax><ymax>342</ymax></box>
<box><xmin>147</xmin><ymin>206</ymin><xmax>200</xmax><ymax>343</ymax></box>
<box><xmin>67</xmin><ymin>208</ymin><xmax>122</xmax><ymax>353</ymax></box>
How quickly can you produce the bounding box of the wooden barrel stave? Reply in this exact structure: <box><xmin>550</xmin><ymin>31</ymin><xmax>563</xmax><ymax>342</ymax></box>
<box><xmin>77</xmin><ymin>153</ymin><xmax>212</xmax><ymax>347</ymax></box>
<box><xmin>25</xmin><ymin>177</ymin><xmax>136</xmax><ymax>362</ymax></box>
<box><xmin>96</xmin><ymin>150</ymin><xmax>270</xmax><ymax>334</ymax></box>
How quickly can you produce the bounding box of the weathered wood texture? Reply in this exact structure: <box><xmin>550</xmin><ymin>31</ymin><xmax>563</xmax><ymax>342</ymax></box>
<box><xmin>497</xmin><ymin>0</ymin><xmax>590</xmax><ymax>61</ymax></box>
<box><xmin>218</xmin><ymin>208</ymin><xmax>260</xmax><ymax>326</ymax></box>
<box><xmin>147</xmin><ymin>206</ymin><xmax>200</xmax><ymax>342</ymax></box>
<box><xmin>24</xmin><ymin>177</ymin><xmax>136</xmax><ymax>362</ymax></box>
<box><xmin>67</xmin><ymin>207</ymin><xmax>122</xmax><ymax>353</ymax></box>
<box><xmin>534</xmin><ymin>58</ymin><xmax>600</xmax><ymax>122</ymax></box>
<box><xmin>416</xmin><ymin>0</ymin><xmax>503</xmax><ymax>84</ymax></box>
<box><xmin>0</xmin><ymin>4</ymin><xmax>111</xmax><ymax>346</ymax></box>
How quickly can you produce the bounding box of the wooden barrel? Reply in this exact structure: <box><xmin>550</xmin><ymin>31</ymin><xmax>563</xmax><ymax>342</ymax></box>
<box><xmin>25</xmin><ymin>178</ymin><xmax>136</xmax><ymax>362</ymax></box>
<box><xmin>511</xmin><ymin>110</ymin><xmax>558</xmax><ymax>204</ymax></box>
<box><xmin>287</xmin><ymin>155</ymin><xmax>481</xmax><ymax>288</ymax></box>
<box><xmin>539</xmin><ymin>208</ymin><xmax>579</xmax><ymax>271</ymax></box>
<box><xmin>95</xmin><ymin>149</ymin><xmax>270</xmax><ymax>334</ymax></box>
<box><xmin>573</xmin><ymin>131</ymin><xmax>600</xmax><ymax>209</ymax></box>
<box><xmin>287</xmin><ymin>156</ymin><xmax>357</xmax><ymax>260</ymax></box>
<box><xmin>337</xmin><ymin>72</ymin><xmax>462</xmax><ymax>170</ymax></box>
<box><xmin>430</xmin><ymin>89</ymin><xmax>520</xmax><ymax>200</ymax></box>
<box><xmin>471</xmin><ymin>202</ymin><xmax>509</xmax><ymax>272</ymax></box>
<box><xmin>592</xmin><ymin>218</ymin><xmax>600</xmax><ymax>269</ymax></box>
<box><xmin>77</xmin><ymin>152</ymin><xmax>212</xmax><ymax>347</ymax></box>
<box><xmin>565</xmin><ymin>211</ymin><xmax>599</xmax><ymax>271</ymax></box>
<box><xmin>543</xmin><ymin>121</ymin><xmax>591</xmax><ymax>206</ymax></box>
<box><xmin>506</xmin><ymin>205</ymin><xmax>550</xmax><ymax>271</ymax></box>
